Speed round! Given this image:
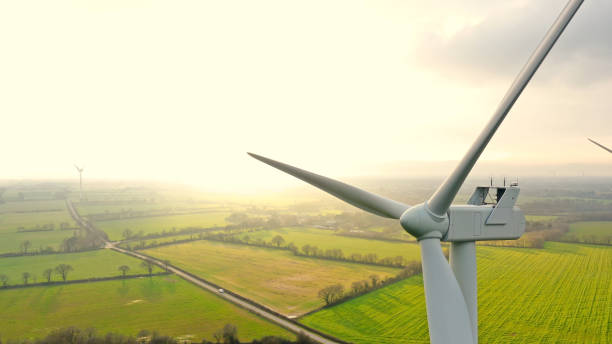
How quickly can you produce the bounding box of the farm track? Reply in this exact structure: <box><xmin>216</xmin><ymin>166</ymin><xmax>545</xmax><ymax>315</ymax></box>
<box><xmin>66</xmin><ymin>200</ymin><xmax>343</xmax><ymax>344</ymax></box>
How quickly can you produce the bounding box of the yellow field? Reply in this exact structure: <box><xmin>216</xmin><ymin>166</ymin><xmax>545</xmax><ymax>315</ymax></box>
<box><xmin>143</xmin><ymin>240</ymin><xmax>400</xmax><ymax>316</ymax></box>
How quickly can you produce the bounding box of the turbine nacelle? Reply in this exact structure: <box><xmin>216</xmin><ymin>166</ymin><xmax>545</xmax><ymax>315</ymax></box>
<box><xmin>400</xmin><ymin>185</ymin><xmax>526</xmax><ymax>242</ymax></box>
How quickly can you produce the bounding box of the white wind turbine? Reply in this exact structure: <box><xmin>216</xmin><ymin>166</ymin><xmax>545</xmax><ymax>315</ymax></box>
<box><xmin>588</xmin><ymin>138</ymin><xmax>612</xmax><ymax>154</ymax></box>
<box><xmin>249</xmin><ymin>1</ymin><xmax>585</xmax><ymax>343</ymax></box>
<box><xmin>74</xmin><ymin>164</ymin><xmax>84</xmax><ymax>202</ymax></box>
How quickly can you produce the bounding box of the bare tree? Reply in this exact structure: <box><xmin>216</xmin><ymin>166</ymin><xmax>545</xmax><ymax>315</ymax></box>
<box><xmin>118</xmin><ymin>265</ymin><xmax>130</xmax><ymax>278</ymax></box>
<box><xmin>140</xmin><ymin>260</ymin><xmax>154</xmax><ymax>277</ymax></box>
<box><xmin>43</xmin><ymin>268</ymin><xmax>53</xmax><ymax>283</ymax></box>
<box><xmin>20</xmin><ymin>240</ymin><xmax>32</xmax><ymax>254</ymax></box>
<box><xmin>22</xmin><ymin>272</ymin><xmax>31</xmax><ymax>285</ymax></box>
<box><xmin>162</xmin><ymin>260</ymin><xmax>171</xmax><ymax>272</ymax></box>
<box><xmin>122</xmin><ymin>229</ymin><xmax>133</xmax><ymax>240</ymax></box>
<box><xmin>369</xmin><ymin>274</ymin><xmax>379</xmax><ymax>287</ymax></box>
<box><xmin>55</xmin><ymin>264</ymin><xmax>73</xmax><ymax>282</ymax></box>
<box><xmin>270</xmin><ymin>235</ymin><xmax>285</xmax><ymax>247</ymax></box>
<box><xmin>222</xmin><ymin>324</ymin><xmax>239</xmax><ymax>344</ymax></box>
<box><xmin>0</xmin><ymin>274</ymin><xmax>8</xmax><ymax>287</ymax></box>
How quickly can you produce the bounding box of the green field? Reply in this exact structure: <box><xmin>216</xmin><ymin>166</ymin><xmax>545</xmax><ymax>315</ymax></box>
<box><xmin>0</xmin><ymin>250</ymin><xmax>162</xmax><ymax>285</ymax></box>
<box><xmin>239</xmin><ymin>227</ymin><xmax>422</xmax><ymax>262</ymax></box>
<box><xmin>76</xmin><ymin>201</ymin><xmax>226</xmax><ymax>216</ymax></box>
<box><xmin>0</xmin><ymin>230</ymin><xmax>76</xmax><ymax>255</ymax></box>
<box><xmin>565</xmin><ymin>221</ymin><xmax>612</xmax><ymax>243</ymax></box>
<box><xmin>301</xmin><ymin>242</ymin><xmax>612</xmax><ymax>343</ymax></box>
<box><xmin>143</xmin><ymin>240</ymin><xmax>400</xmax><ymax>316</ymax></box>
<box><xmin>0</xmin><ymin>200</ymin><xmax>67</xmax><ymax>214</ymax></box>
<box><xmin>0</xmin><ymin>275</ymin><xmax>293</xmax><ymax>342</ymax></box>
<box><xmin>95</xmin><ymin>212</ymin><xmax>230</xmax><ymax>240</ymax></box>
<box><xmin>525</xmin><ymin>215</ymin><xmax>559</xmax><ymax>222</ymax></box>
<box><xmin>0</xmin><ymin>206</ymin><xmax>78</xmax><ymax>254</ymax></box>
<box><xmin>0</xmin><ymin>211</ymin><xmax>76</xmax><ymax>234</ymax></box>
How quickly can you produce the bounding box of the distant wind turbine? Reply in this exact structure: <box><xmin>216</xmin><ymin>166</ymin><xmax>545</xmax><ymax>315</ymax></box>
<box><xmin>249</xmin><ymin>0</ymin><xmax>584</xmax><ymax>343</ymax></box>
<box><xmin>588</xmin><ymin>138</ymin><xmax>612</xmax><ymax>154</ymax></box>
<box><xmin>74</xmin><ymin>165</ymin><xmax>84</xmax><ymax>202</ymax></box>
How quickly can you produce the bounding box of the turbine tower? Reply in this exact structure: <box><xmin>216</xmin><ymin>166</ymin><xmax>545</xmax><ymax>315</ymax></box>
<box><xmin>249</xmin><ymin>1</ymin><xmax>584</xmax><ymax>343</ymax></box>
<box><xmin>74</xmin><ymin>165</ymin><xmax>84</xmax><ymax>202</ymax></box>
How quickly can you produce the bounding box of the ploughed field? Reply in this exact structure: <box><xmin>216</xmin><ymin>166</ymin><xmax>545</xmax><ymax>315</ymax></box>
<box><xmin>0</xmin><ymin>275</ymin><xmax>293</xmax><ymax>342</ymax></box>
<box><xmin>0</xmin><ymin>250</ymin><xmax>162</xmax><ymax>285</ymax></box>
<box><xmin>95</xmin><ymin>212</ymin><xmax>230</xmax><ymax>241</ymax></box>
<box><xmin>238</xmin><ymin>227</ymin><xmax>422</xmax><ymax>262</ymax></box>
<box><xmin>301</xmin><ymin>242</ymin><xmax>612</xmax><ymax>343</ymax></box>
<box><xmin>143</xmin><ymin>240</ymin><xmax>401</xmax><ymax>316</ymax></box>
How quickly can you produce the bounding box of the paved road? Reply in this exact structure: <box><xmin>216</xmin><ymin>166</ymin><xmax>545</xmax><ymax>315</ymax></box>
<box><xmin>67</xmin><ymin>201</ymin><xmax>341</xmax><ymax>344</ymax></box>
<box><xmin>111</xmin><ymin>246</ymin><xmax>340</xmax><ymax>344</ymax></box>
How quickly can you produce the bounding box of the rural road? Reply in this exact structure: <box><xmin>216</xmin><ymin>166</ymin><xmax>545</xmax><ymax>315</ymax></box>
<box><xmin>66</xmin><ymin>201</ymin><xmax>342</xmax><ymax>344</ymax></box>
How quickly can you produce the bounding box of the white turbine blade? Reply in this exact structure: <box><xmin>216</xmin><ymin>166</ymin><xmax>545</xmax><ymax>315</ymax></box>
<box><xmin>248</xmin><ymin>153</ymin><xmax>409</xmax><ymax>219</ymax></box>
<box><xmin>427</xmin><ymin>0</ymin><xmax>584</xmax><ymax>217</ymax></box>
<box><xmin>588</xmin><ymin>138</ymin><xmax>612</xmax><ymax>154</ymax></box>
<box><xmin>420</xmin><ymin>238</ymin><xmax>474</xmax><ymax>344</ymax></box>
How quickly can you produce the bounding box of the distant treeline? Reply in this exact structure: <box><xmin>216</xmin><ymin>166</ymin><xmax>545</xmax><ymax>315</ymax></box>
<box><xmin>135</xmin><ymin>231</ymin><xmax>414</xmax><ymax>269</ymax></box>
<box><xmin>0</xmin><ymin>326</ymin><xmax>316</xmax><ymax>344</ymax></box>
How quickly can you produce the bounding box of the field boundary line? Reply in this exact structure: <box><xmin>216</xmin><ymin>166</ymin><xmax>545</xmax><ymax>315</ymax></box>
<box><xmin>110</xmin><ymin>247</ymin><xmax>349</xmax><ymax>344</ymax></box>
<box><xmin>0</xmin><ymin>272</ymin><xmax>172</xmax><ymax>290</ymax></box>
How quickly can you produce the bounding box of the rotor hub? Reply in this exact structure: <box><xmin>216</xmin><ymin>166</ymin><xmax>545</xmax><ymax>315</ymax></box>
<box><xmin>400</xmin><ymin>203</ymin><xmax>449</xmax><ymax>240</ymax></box>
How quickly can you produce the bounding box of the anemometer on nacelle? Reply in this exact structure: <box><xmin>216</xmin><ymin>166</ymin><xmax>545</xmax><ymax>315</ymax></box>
<box><xmin>445</xmin><ymin>185</ymin><xmax>525</xmax><ymax>242</ymax></box>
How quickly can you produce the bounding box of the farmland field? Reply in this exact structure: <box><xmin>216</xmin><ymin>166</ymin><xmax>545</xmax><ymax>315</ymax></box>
<box><xmin>95</xmin><ymin>212</ymin><xmax>230</xmax><ymax>240</ymax></box>
<box><xmin>0</xmin><ymin>211</ymin><xmax>76</xmax><ymax>233</ymax></box>
<box><xmin>565</xmin><ymin>221</ymin><xmax>612</xmax><ymax>243</ymax></box>
<box><xmin>0</xmin><ymin>275</ymin><xmax>293</xmax><ymax>342</ymax></box>
<box><xmin>143</xmin><ymin>240</ymin><xmax>401</xmax><ymax>316</ymax></box>
<box><xmin>0</xmin><ymin>200</ymin><xmax>67</xmax><ymax>214</ymax></box>
<box><xmin>301</xmin><ymin>242</ymin><xmax>612</xmax><ymax>343</ymax></box>
<box><xmin>0</xmin><ymin>250</ymin><xmax>162</xmax><ymax>285</ymax></box>
<box><xmin>76</xmin><ymin>201</ymin><xmax>227</xmax><ymax>216</ymax></box>
<box><xmin>0</xmin><ymin>230</ymin><xmax>76</xmax><ymax>255</ymax></box>
<box><xmin>239</xmin><ymin>227</ymin><xmax>422</xmax><ymax>262</ymax></box>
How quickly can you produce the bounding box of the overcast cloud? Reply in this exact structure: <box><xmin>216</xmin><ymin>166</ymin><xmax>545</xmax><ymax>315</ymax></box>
<box><xmin>417</xmin><ymin>0</ymin><xmax>612</xmax><ymax>84</ymax></box>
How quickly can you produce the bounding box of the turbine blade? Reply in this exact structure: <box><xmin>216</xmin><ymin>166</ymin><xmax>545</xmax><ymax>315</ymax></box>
<box><xmin>420</xmin><ymin>238</ymin><xmax>474</xmax><ymax>344</ymax></box>
<box><xmin>427</xmin><ymin>0</ymin><xmax>584</xmax><ymax>216</ymax></box>
<box><xmin>248</xmin><ymin>153</ymin><xmax>409</xmax><ymax>219</ymax></box>
<box><xmin>588</xmin><ymin>138</ymin><xmax>612</xmax><ymax>154</ymax></box>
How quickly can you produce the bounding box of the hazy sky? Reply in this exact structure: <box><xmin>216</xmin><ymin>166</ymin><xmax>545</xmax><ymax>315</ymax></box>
<box><xmin>2</xmin><ymin>0</ymin><xmax>612</xmax><ymax>191</ymax></box>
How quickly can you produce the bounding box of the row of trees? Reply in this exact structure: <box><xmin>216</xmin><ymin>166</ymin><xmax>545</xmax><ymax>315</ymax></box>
<box><xmin>0</xmin><ymin>264</ymin><xmax>74</xmax><ymax>287</ymax></box>
<box><xmin>204</xmin><ymin>233</ymin><xmax>411</xmax><ymax>268</ymax></box>
<box><xmin>318</xmin><ymin>261</ymin><xmax>423</xmax><ymax>307</ymax></box>
<box><xmin>16</xmin><ymin>222</ymin><xmax>75</xmax><ymax>232</ymax></box>
<box><xmin>1</xmin><ymin>260</ymin><xmax>164</xmax><ymax>288</ymax></box>
<box><xmin>0</xmin><ymin>325</ymin><xmax>316</xmax><ymax>344</ymax></box>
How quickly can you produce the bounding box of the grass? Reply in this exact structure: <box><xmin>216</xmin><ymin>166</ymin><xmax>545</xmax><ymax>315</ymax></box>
<box><xmin>0</xmin><ymin>250</ymin><xmax>163</xmax><ymax>285</ymax></box>
<box><xmin>0</xmin><ymin>230</ymin><xmax>77</xmax><ymax>255</ymax></box>
<box><xmin>143</xmin><ymin>240</ymin><xmax>400</xmax><ymax>316</ymax></box>
<box><xmin>239</xmin><ymin>227</ymin><xmax>422</xmax><ymax>262</ymax></box>
<box><xmin>0</xmin><ymin>211</ymin><xmax>76</xmax><ymax>234</ymax></box>
<box><xmin>0</xmin><ymin>200</ymin><xmax>67</xmax><ymax>214</ymax></box>
<box><xmin>76</xmin><ymin>201</ymin><xmax>226</xmax><ymax>216</ymax></box>
<box><xmin>0</xmin><ymin>275</ymin><xmax>294</xmax><ymax>342</ymax></box>
<box><xmin>301</xmin><ymin>242</ymin><xmax>612</xmax><ymax>343</ymax></box>
<box><xmin>565</xmin><ymin>221</ymin><xmax>612</xmax><ymax>243</ymax></box>
<box><xmin>95</xmin><ymin>212</ymin><xmax>230</xmax><ymax>241</ymax></box>
<box><xmin>525</xmin><ymin>215</ymin><xmax>559</xmax><ymax>222</ymax></box>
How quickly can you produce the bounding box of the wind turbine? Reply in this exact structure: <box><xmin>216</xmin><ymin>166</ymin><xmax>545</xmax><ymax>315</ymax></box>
<box><xmin>74</xmin><ymin>165</ymin><xmax>84</xmax><ymax>202</ymax></box>
<box><xmin>248</xmin><ymin>1</ymin><xmax>584</xmax><ymax>343</ymax></box>
<box><xmin>588</xmin><ymin>138</ymin><xmax>612</xmax><ymax>154</ymax></box>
